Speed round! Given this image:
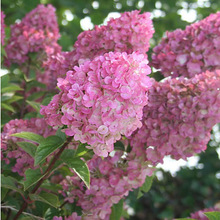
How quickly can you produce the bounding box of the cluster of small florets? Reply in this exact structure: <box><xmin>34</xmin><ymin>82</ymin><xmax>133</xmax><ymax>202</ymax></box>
<box><xmin>42</xmin><ymin>10</ymin><xmax>154</xmax><ymax>91</ymax></box>
<box><xmin>1</xmin><ymin>118</ymin><xmax>55</xmax><ymax>176</ymax></box>
<box><xmin>151</xmin><ymin>12</ymin><xmax>220</xmax><ymax>78</ymax></box>
<box><xmin>1</xmin><ymin>11</ymin><xmax>5</xmax><ymax>45</ymax></box>
<box><xmin>73</xmin><ymin>10</ymin><xmax>154</xmax><ymax>63</ymax></box>
<box><xmin>130</xmin><ymin>70</ymin><xmax>220</xmax><ymax>165</ymax></box>
<box><xmin>41</xmin><ymin>51</ymin><xmax>152</xmax><ymax>157</ymax></box>
<box><xmin>190</xmin><ymin>207</ymin><xmax>220</xmax><ymax>220</ymax></box>
<box><xmin>5</xmin><ymin>4</ymin><xmax>61</xmax><ymax>65</ymax></box>
<box><xmin>53</xmin><ymin>213</ymin><xmax>81</xmax><ymax>220</ymax></box>
<box><xmin>57</xmin><ymin>149</ymin><xmax>152</xmax><ymax>220</ymax></box>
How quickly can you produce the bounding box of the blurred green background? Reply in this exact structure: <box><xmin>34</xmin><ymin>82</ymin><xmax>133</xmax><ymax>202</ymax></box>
<box><xmin>2</xmin><ymin>0</ymin><xmax>220</xmax><ymax>219</ymax></box>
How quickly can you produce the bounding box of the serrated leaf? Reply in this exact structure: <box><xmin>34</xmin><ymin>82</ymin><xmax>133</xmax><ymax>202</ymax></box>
<box><xmin>26</xmin><ymin>100</ymin><xmax>41</xmax><ymax>112</ymax></box>
<box><xmin>17</xmin><ymin>142</ymin><xmax>37</xmax><ymax>157</ymax></box>
<box><xmin>137</xmin><ymin>175</ymin><xmax>154</xmax><ymax>199</ymax></box>
<box><xmin>110</xmin><ymin>199</ymin><xmax>123</xmax><ymax>220</ymax></box>
<box><xmin>204</xmin><ymin>212</ymin><xmax>220</xmax><ymax>220</ymax></box>
<box><xmin>10</xmin><ymin>132</ymin><xmax>44</xmax><ymax>143</ymax></box>
<box><xmin>29</xmin><ymin>192</ymin><xmax>60</xmax><ymax>208</ymax></box>
<box><xmin>34</xmin><ymin>135</ymin><xmax>64</xmax><ymax>166</ymax></box>
<box><xmin>1</xmin><ymin>103</ymin><xmax>16</xmax><ymax>113</ymax></box>
<box><xmin>24</xmin><ymin>168</ymin><xmax>46</xmax><ymax>190</ymax></box>
<box><xmin>56</xmin><ymin>128</ymin><xmax>66</xmax><ymax>142</ymax></box>
<box><xmin>63</xmin><ymin>157</ymin><xmax>90</xmax><ymax>189</ymax></box>
<box><xmin>1</xmin><ymin>175</ymin><xmax>23</xmax><ymax>195</ymax></box>
<box><xmin>1</xmin><ymin>84</ymin><xmax>23</xmax><ymax>93</ymax></box>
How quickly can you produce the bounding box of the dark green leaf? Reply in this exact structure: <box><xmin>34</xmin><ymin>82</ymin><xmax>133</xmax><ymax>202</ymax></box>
<box><xmin>24</xmin><ymin>168</ymin><xmax>46</xmax><ymax>190</ymax></box>
<box><xmin>1</xmin><ymin>74</ymin><xmax>9</xmax><ymax>88</ymax></box>
<box><xmin>27</xmin><ymin>91</ymin><xmax>45</xmax><ymax>101</ymax></box>
<box><xmin>110</xmin><ymin>199</ymin><xmax>123</xmax><ymax>220</ymax></box>
<box><xmin>1</xmin><ymin>103</ymin><xmax>16</xmax><ymax>113</ymax></box>
<box><xmin>114</xmin><ymin>141</ymin><xmax>125</xmax><ymax>151</ymax></box>
<box><xmin>10</xmin><ymin>132</ymin><xmax>44</xmax><ymax>143</ymax></box>
<box><xmin>5</xmin><ymin>95</ymin><xmax>23</xmax><ymax>104</ymax></box>
<box><xmin>29</xmin><ymin>192</ymin><xmax>60</xmax><ymax>208</ymax></box>
<box><xmin>17</xmin><ymin>142</ymin><xmax>37</xmax><ymax>157</ymax></box>
<box><xmin>1</xmin><ymin>175</ymin><xmax>23</xmax><ymax>195</ymax></box>
<box><xmin>63</xmin><ymin>157</ymin><xmax>90</xmax><ymax>189</ymax></box>
<box><xmin>56</xmin><ymin>128</ymin><xmax>66</xmax><ymax>142</ymax></box>
<box><xmin>34</xmin><ymin>135</ymin><xmax>64</xmax><ymax>166</ymax></box>
<box><xmin>204</xmin><ymin>212</ymin><xmax>220</xmax><ymax>220</ymax></box>
<box><xmin>137</xmin><ymin>175</ymin><xmax>154</xmax><ymax>199</ymax></box>
<box><xmin>26</xmin><ymin>100</ymin><xmax>41</xmax><ymax>112</ymax></box>
<box><xmin>1</xmin><ymin>188</ymin><xmax>8</xmax><ymax>201</ymax></box>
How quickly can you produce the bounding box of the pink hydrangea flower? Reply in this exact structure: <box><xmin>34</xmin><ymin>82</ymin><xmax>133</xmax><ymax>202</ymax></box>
<box><xmin>43</xmin><ymin>10</ymin><xmax>154</xmax><ymax>90</ymax></box>
<box><xmin>59</xmin><ymin>148</ymin><xmax>153</xmax><ymax>219</ymax></box>
<box><xmin>5</xmin><ymin>4</ymin><xmax>61</xmax><ymax>65</ymax></box>
<box><xmin>130</xmin><ymin>70</ymin><xmax>220</xmax><ymax>165</ymax></box>
<box><xmin>41</xmin><ymin>51</ymin><xmax>152</xmax><ymax>157</ymax></box>
<box><xmin>1</xmin><ymin>11</ymin><xmax>6</xmax><ymax>45</ymax></box>
<box><xmin>151</xmin><ymin>12</ymin><xmax>220</xmax><ymax>78</ymax></box>
<box><xmin>1</xmin><ymin>118</ymin><xmax>55</xmax><ymax>176</ymax></box>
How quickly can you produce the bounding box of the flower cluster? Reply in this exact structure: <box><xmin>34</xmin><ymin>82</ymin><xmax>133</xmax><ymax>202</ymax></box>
<box><xmin>5</xmin><ymin>4</ymin><xmax>61</xmax><ymax>65</ymax></box>
<box><xmin>1</xmin><ymin>11</ymin><xmax>5</xmax><ymax>45</ymax></box>
<box><xmin>53</xmin><ymin>213</ymin><xmax>81</xmax><ymax>220</ymax></box>
<box><xmin>41</xmin><ymin>51</ymin><xmax>152</xmax><ymax>157</ymax></box>
<box><xmin>1</xmin><ymin>118</ymin><xmax>55</xmax><ymax>176</ymax></box>
<box><xmin>151</xmin><ymin>12</ymin><xmax>220</xmax><ymax>78</ymax></box>
<box><xmin>42</xmin><ymin>10</ymin><xmax>154</xmax><ymax>91</ymax></box>
<box><xmin>130</xmin><ymin>70</ymin><xmax>220</xmax><ymax>165</ymax></box>
<box><xmin>190</xmin><ymin>207</ymin><xmax>220</xmax><ymax>220</ymax></box>
<box><xmin>73</xmin><ymin>10</ymin><xmax>154</xmax><ymax>63</ymax></box>
<box><xmin>57</xmin><ymin>149</ymin><xmax>153</xmax><ymax>219</ymax></box>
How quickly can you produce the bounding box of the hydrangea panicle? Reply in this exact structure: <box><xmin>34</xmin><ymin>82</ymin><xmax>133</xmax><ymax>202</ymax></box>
<box><xmin>41</xmin><ymin>51</ymin><xmax>152</xmax><ymax>157</ymax></box>
<box><xmin>151</xmin><ymin>12</ymin><xmax>220</xmax><ymax>78</ymax></box>
<box><xmin>5</xmin><ymin>4</ymin><xmax>61</xmax><ymax>65</ymax></box>
<box><xmin>130</xmin><ymin>70</ymin><xmax>220</xmax><ymax>165</ymax></box>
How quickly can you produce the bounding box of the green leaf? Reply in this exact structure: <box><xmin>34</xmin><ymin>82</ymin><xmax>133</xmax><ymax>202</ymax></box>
<box><xmin>110</xmin><ymin>199</ymin><xmax>123</xmax><ymax>220</ymax></box>
<box><xmin>74</xmin><ymin>143</ymin><xmax>89</xmax><ymax>157</ymax></box>
<box><xmin>63</xmin><ymin>157</ymin><xmax>90</xmax><ymax>189</ymax></box>
<box><xmin>114</xmin><ymin>141</ymin><xmax>125</xmax><ymax>151</ymax></box>
<box><xmin>56</xmin><ymin>128</ymin><xmax>66</xmax><ymax>142</ymax></box>
<box><xmin>1</xmin><ymin>175</ymin><xmax>23</xmax><ymax>195</ymax></box>
<box><xmin>1</xmin><ymin>103</ymin><xmax>16</xmax><ymax>113</ymax></box>
<box><xmin>5</xmin><ymin>95</ymin><xmax>23</xmax><ymax>104</ymax></box>
<box><xmin>26</xmin><ymin>100</ymin><xmax>41</xmax><ymax>112</ymax></box>
<box><xmin>34</xmin><ymin>135</ymin><xmax>64</xmax><ymax>166</ymax></box>
<box><xmin>1</xmin><ymin>74</ymin><xmax>9</xmax><ymax>88</ymax></box>
<box><xmin>10</xmin><ymin>132</ymin><xmax>44</xmax><ymax>143</ymax></box>
<box><xmin>204</xmin><ymin>212</ymin><xmax>220</xmax><ymax>220</ymax></box>
<box><xmin>27</xmin><ymin>91</ymin><xmax>45</xmax><ymax>101</ymax></box>
<box><xmin>137</xmin><ymin>175</ymin><xmax>154</xmax><ymax>199</ymax></box>
<box><xmin>24</xmin><ymin>168</ymin><xmax>46</xmax><ymax>190</ymax></box>
<box><xmin>29</xmin><ymin>192</ymin><xmax>60</xmax><ymax>208</ymax></box>
<box><xmin>26</xmin><ymin>80</ymin><xmax>46</xmax><ymax>91</ymax></box>
<box><xmin>17</xmin><ymin>142</ymin><xmax>37</xmax><ymax>157</ymax></box>
<box><xmin>1</xmin><ymin>84</ymin><xmax>23</xmax><ymax>93</ymax></box>
<box><xmin>1</xmin><ymin>188</ymin><xmax>8</xmax><ymax>201</ymax></box>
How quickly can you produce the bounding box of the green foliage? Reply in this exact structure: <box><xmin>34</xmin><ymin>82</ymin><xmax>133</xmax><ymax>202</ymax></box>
<box><xmin>34</xmin><ymin>135</ymin><xmax>65</xmax><ymax>165</ymax></box>
<box><xmin>17</xmin><ymin>142</ymin><xmax>37</xmax><ymax>157</ymax></box>
<box><xmin>137</xmin><ymin>175</ymin><xmax>154</xmax><ymax>199</ymax></box>
<box><xmin>10</xmin><ymin>132</ymin><xmax>45</xmax><ymax>143</ymax></box>
<box><xmin>23</xmin><ymin>168</ymin><xmax>46</xmax><ymax>190</ymax></box>
<box><xmin>204</xmin><ymin>212</ymin><xmax>220</xmax><ymax>220</ymax></box>
<box><xmin>110</xmin><ymin>199</ymin><xmax>124</xmax><ymax>220</ymax></box>
<box><xmin>29</xmin><ymin>192</ymin><xmax>60</xmax><ymax>208</ymax></box>
<box><xmin>61</xmin><ymin>157</ymin><xmax>90</xmax><ymax>189</ymax></box>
